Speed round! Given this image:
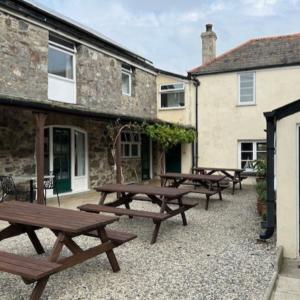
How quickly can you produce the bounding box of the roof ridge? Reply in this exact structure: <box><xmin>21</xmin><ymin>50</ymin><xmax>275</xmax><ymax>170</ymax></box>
<box><xmin>189</xmin><ymin>32</ymin><xmax>300</xmax><ymax>74</ymax></box>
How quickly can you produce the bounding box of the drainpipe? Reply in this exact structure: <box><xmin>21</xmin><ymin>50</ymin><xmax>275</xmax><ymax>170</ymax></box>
<box><xmin>191</xmin><ymin>76</ymin><xmax>200</xmax><ymax>168</ymax></box>
<box><xmin>260</xmin><ymin>114</ymin><xmax>276</xmax><ymax>239</ymax></box>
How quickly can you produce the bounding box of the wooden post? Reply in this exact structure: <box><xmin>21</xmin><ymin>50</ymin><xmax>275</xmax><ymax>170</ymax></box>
<box><xmin>34</xmin><ymin>112</ymin><xmax>47</xmax><ymax>205</ymax></box>
<box><xmin>115</xmin><ymin>128</ymin><xmax>122</xmax><ymax>184</ymax></box>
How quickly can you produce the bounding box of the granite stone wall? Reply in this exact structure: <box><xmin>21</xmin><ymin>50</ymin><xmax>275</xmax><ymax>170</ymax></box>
<box><xmin>76</xmin><ymin>45</ymin><xmax>157</xmax><ymax>119</ymax></box>
<box><xmin>0</xmin><ymin>11</ymin><xmax>48</xmax><ymax>100</ymax></box>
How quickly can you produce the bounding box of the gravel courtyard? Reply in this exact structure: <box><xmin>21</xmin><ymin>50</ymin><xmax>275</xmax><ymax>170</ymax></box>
<box><xmin>0</xmin><ymin>186</ymin><xmax>275</xmax><ymax>300</ymax></box>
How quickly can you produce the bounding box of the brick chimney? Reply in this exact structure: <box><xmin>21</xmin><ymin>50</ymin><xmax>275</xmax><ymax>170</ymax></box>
<box><xmin>201</xmin><ymin>24</ymin><xmax>217</xmax><ymax>64</ymax></box>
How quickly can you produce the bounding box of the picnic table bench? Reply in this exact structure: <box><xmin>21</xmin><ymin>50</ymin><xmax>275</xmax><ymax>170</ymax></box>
<box><xmin>0</xmin><ymin>201</ymin><xmax>136</xmax><ymax>299</ymax></box>
<box><xmin>78</xmin><ymin>184</ymin><xmax>198</xmax><ymax>244</ymax></box>
<box><xmin>193</xmin><ymin>167</ymin><xmax>247</xmax><ymax>194</ymax></box>
<box><xmin>160</xmin><ymin>173</ymin><xmax>226</xmax><ymax>210</ymax></box>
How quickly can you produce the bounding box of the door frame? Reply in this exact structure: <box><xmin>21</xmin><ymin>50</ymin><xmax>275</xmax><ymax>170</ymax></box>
<box><xmin>297</xmin><ymin>125</ymin><xmax>300</xmax><ymax>255</ymax></box>
<box><xmin>45</xmin><ymin>125</ymin><xmax>89</xmax><ymax>196</ymax></box>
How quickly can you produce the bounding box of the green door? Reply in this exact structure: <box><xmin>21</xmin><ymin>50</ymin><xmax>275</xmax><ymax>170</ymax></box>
<box><xmin>166</xmin><ymin>144</ymin><xmax>181</xmax><ymax>173</ymax></box>
<box><xmin>53</xmin><ymin>128</ymin><xmax>71</xmax><ymax>194</ymax></box>
<box><xmin>141</xmin><ymin>135</ymin><xmax>151</xmax><ymax>180</ymax></box>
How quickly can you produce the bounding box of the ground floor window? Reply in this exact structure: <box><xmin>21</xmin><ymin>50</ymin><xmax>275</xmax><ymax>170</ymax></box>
<box><xmin>121</xmin><ymin>132</ymin><xmax>141</xmax><ymax>158</ymax></box>
<box><xmin>238</xmin><ymin>140</ymin><xmax>266</xmax><ymax>172</ymax></box>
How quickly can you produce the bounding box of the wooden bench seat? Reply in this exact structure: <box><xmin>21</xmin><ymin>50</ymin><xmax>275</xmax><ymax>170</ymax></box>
<box><xmin>0</xmin><ymin>250</ymin><xmax>60</xmax><ymax>281</ymax></box>
<box><xmin>84</xmin><ymin>229</ymin><xmax>137</xmax><ymax>245</ymax></box>
<box><xmin>78</xmin><ymin>204</ymin><xmax>169</xmax><ymax>221</ymax></box>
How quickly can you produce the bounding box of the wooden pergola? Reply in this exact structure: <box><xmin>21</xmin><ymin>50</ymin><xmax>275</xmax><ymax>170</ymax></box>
<box><xmin>0</xmin><ymin>95</ymin><xmax>162</xmax><ymax>205</ymax></box>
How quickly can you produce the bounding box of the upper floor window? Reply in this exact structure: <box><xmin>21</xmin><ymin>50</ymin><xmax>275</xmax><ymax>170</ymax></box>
<box><xmin>121</xmin><ymin>132</ymin><xmax>140</xmax><ymax>158</ymax></box>
<box><xmin>238</xmin><ymin>141</ymin><xmax>266</xmax><ymax>172</ymax></box>
<box><xmin>160</xmin><ymin>83</ymin><xmax>185</xmax><ymax>108</ymax></box>
<box><xmin>122</xmin><ymin>64</ymin><xmax>132</xmax><ymax>96</ymax></box>
<box><xmin>238</xmin><ymin>72</ymin><xmax>255</xmax><ymax>105</ymax></box>
<box><xmin>48</xmin><ymin>34</ymin><xmax>76</xmax><ymax>104</ymax></box>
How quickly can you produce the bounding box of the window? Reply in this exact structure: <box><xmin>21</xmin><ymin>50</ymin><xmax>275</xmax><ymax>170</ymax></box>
<box><xmin>122</xmin><ymin>64</ymin><xmax>132</xmax><ymax>96</ymax></box>
<box><xmin>239</xmin><ymin>141</ymin><xmax>266</xmax><ymax>172</ymax></box>
<box><xmin>121</xmin><ymin>132</ymin><xmax>141</xmax><ymax>158</ymax></box>
<box><xmin>48</xmin><ymin>34</ymin><xmax>76</xmax><ymax>103</ymax></box>
<box><xmin>74</xmin><ymin>130</ymin><xmax>86</xmax><ymax>177</ymax></box>
<box><xmin>160</xmin><ymin>83</ymin><xmax>185</xmax><ymax>108</ymax></box>
<box><xmin>238</xmin><ymin>72</ymin><xmax>255</xmax><ymax>105</ymax></box>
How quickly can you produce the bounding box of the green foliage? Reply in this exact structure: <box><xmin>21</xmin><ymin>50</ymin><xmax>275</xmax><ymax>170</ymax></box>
<box><xmin>144</xmin><ymin>124</ymin><xmax>196</xmax><ymax>150</ymax></box>
<box><xmin>256</xmin><ymin>179</ymin><xmax>267</xmax><ymax>202</ymax></box>
<box><xmin>253</xmin><ymin>159</ymin><xmax>267</xmax><ymax>178</ymax></box>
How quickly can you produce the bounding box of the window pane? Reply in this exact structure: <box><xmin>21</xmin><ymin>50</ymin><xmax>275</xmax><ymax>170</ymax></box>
<box><xmin>257</xmin><ymin>143</ymin><xmax>267</xmax><ymax>151</ymax></box>
<box><xmin>240</xmin><ymin>73</ymin><xmax>254</xmax><ymax>103</ymax></box>
<box><xmin>75</xmin><ymin>131</ymin><xmax>85</xmax><ymax>176</ymax></box>
<box><xmin>241</xmin><ymin>152</ymin><xmax>253</xmax><ymax>160</ymax></box>
<box><xmin>122</xmin><ymin>72</ymin><xmax>130</xmax><ymax>95</ymax></box>
<box><xmin>48</xmin><ymin>47</ymin><xmax>73</xmax><ymax>79</ymax></box>
<box><xmin>257</xmin><ymin>152</ymin><xmax>267</xmax><ymax>161</ymax></box>
<box><xmin>161</xmin><ymin>83</ymin><xmax>184</xmax><ymax>91</ymax></box>
<box><xmin>161</xmin><ymin>91</ymin><xmax>185</xmax><ymax>108</ymax></box>
<box><xmin>131</xmin><ymin>144</ymin><xmax>139</xmax><ymax>156</ymax></box>
<box><xmin>241</xmin><ymin>143</ymin><xmax>253</xmax><ymax>151</ymax></box>
<box><xmin>124</xmin><ymin>144</ymin><xmax>130</xmax><ymax>157</ymax></box>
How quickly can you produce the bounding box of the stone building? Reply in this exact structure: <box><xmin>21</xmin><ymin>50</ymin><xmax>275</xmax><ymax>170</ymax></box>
<box><xmin>0</xmin><ymin>0</ymin><xmax>163</xmax><ymax>197</ymax></box>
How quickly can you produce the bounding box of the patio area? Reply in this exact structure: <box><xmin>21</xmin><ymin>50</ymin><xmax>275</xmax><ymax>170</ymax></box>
<box><xmin>0</xmin><ymin>185</ymin><xmax>275</xmax><ymax>300</ymax></box>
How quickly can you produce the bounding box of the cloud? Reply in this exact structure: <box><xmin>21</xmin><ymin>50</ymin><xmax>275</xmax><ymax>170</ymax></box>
<box><xmin>242</xmin><ymin>0</ymin><xmax>280</xmax><ymax>16</ymax></box>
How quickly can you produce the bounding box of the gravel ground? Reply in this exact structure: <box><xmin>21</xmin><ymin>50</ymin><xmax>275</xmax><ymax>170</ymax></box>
<box><xmin>0</xmin><ymin>186</ymin><xmax>275</xmax><ymax>300</ymax></box>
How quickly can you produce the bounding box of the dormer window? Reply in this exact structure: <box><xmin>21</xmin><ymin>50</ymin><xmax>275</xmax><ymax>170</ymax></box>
<box><xmin>122</xmin><ymin>64</ymin><xmax>132</xmax><ymax>96</ymax></box>
<box><xmin>48</xmin><ymin>34</ymin><xmax>76</xmax><ymax>104</ymax></box>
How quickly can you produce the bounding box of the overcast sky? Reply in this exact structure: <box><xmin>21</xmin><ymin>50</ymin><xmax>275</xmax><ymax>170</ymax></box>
<box><xmin>32</xmin><ymin>0</ymin><xmax>300</xmax><ymax>74</ymax></box>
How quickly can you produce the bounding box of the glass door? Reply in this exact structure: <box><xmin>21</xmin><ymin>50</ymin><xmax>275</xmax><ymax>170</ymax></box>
<box><xmin>53</xmin><ymin>128</ymin><xmax>71</xmax><ymax>193</ymax></box>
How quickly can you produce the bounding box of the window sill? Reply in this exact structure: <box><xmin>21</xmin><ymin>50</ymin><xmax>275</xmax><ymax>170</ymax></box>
<box><xmin>158</xmin><ymin>107</ymin><xmax>186</xmax><ymax>111</ymax></box>
<box><xmin>236</xmin><ymin>103</ymin><xmax>256</xmax><ymax>107</ymax></box>
<box><xmin>122</xmin><ymin>93</ymin><xmax>132</xmax><ymax>97</ymax></box>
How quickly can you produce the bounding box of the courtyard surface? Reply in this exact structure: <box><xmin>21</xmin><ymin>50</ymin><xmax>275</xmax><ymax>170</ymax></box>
<box><xmin>0</xmin><ymin>186</ymin><xmax>275</xmax><ymax>300</ymax></box>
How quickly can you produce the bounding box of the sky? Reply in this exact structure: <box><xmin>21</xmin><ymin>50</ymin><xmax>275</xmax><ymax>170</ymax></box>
<box><xmin>31</xmin><ymin>0</ymin><xmax>300</xmax><ymax>74</ymax></box>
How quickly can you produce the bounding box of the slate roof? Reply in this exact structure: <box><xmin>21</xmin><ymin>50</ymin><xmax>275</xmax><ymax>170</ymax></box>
<box><xmin>189</xmin><ymin>33</ymin><xmax>300</xmax><ymax>75</ymax></box>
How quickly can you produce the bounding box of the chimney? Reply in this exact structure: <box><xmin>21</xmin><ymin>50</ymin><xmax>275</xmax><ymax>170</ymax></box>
<box><xmin>201</xmin><ymin>24</ymin><xmax>217</xmax><ymax>65</ymax></box>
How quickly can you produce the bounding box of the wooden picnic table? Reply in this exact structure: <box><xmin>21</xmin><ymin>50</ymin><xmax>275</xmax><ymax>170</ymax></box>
<box><xmin>193</xmin><ymin>167</ymin><xmax>247</xmax><ymax>194</ymax></box>
<box><xmin>0</xmin><ymin>201</ymin><xmax>136</xmax><ymax>299</ymax></box>
<box><xmin>160</xmin><ymin>172</ymin><xmax>226</xmax><ymax>209</ymax></box>
<box><xmin>78</xmin><ymin>184</ymin><xmax>198</xmax><ymax>244</ymax></box>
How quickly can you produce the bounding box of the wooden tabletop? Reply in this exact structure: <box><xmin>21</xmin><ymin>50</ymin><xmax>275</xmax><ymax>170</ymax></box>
<box><xmin>95</xmin><ymin>184</ymin><xmax>190</xmax><ymax>199</ymax></box>
<box><xmin>193</xmin><ymin>167</ymin><xmax>244</xmax><ymax>172</ymax></box>
<box><xmin>160</xmin><ymin>172</ymin><xmax>226</xmax><ymax>182</ymax></box>
<box><xmin>0</xmin><ymin>201</ymin><xmax>118</xmax><ymax>233</ymax></box>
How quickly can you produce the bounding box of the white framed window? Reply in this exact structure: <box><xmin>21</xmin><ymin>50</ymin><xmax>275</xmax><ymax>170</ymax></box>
<box><xmin>48</xmin><ymin>34</ymin><xmax>76</xmax><ymax>104</ymax></box>
<box><xmin>238</xmin><ymin>140</ymin><xmax>266</xmax><ymax>172</ymax></box>
<box><xmin>121</xmin><ymin>132</ymin><xmax>140</xmax><ymax>158</ymax></box>
<box><xmin>160</xmin><ymin>83</ymin><xmax>185</xmax><ymax>108</ymax></box>
<box><xmin>238</xmin><ymin>72</ymin><xmax>255</xmax><ymax>105</ymax></box>
<box><xmin>122</xmin><ymin>64</ymin><xmax>132</xmax><ymax>96</ymax></box>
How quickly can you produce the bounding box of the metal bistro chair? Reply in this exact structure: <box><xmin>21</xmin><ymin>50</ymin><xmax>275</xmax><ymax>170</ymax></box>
<box><xmin>0</xmin><ymin>176</ymin><xmax>31</xmax><ymax>202</ymax></box>
<box><xmin>34</xmin><ymin>172</ymin><xmax>60</xmax><ymax>206</ymax></box>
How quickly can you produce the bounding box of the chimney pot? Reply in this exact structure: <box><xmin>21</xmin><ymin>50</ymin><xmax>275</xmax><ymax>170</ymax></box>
<box><xmin>206</xmin><ymin>24</ymin><xmax>213</xmax><ymax>32</ymax></box>
<box><xmin>201</xmin><ymin>24</ymin><xmax>217</xmax><ymax>65</ymax></box>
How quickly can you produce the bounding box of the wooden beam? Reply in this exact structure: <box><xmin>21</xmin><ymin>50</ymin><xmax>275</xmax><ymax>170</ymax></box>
<box><xmin>115</xmin><ymin>128</ymin><xmax>122</xmax><ymax>184</ymax></box>
<box><xmin>34</xmin><ymin>112</ymin><xmax>47</xmax><ymax>205</ymax></box>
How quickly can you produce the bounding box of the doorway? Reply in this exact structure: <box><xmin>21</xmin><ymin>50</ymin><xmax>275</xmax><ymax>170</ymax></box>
<box><xmin>166</xmin><ymin>144</ymin><xmax>181</xmax><ymax>173</ymax></box>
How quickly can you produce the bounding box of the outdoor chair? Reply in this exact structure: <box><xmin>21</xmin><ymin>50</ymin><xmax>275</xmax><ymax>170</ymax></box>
<box><xmin>0</xmin><ymin>176</ymin><xmax>31</xmax><ymax>202</ymax></box>
<box><xmin>34</xmin><ymin>172</ymin><xmax>60</xmax><ymax>206</ymax></box>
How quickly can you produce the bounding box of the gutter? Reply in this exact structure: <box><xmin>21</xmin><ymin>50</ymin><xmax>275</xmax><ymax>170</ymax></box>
<box><xmin>260</xmin><ymin>113</ymin><xmax>276</xmax><ymax>239</ymax></box>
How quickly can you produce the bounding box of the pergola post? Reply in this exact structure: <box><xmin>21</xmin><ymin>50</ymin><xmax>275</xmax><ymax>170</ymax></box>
<box><xmin>115</xmin><ymin>128</ymin><xmax>122</xmax><ymax>184</ymax></box>
<box><xmin>34</xmin><ymin>112</ymin><xmax>47</xmax><ymax>205</ymax></box>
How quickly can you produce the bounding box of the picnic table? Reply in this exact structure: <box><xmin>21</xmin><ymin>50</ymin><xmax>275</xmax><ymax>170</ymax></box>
<box><xmin>0</xmin><ymin>201</ymin><xmax>136</xmax><ymax>299</ymax></box>
<box><xmin>160</xmin><ymin>172</ymin><xmax>226</xmax><ymax>210</ymax></box>
<box><xmin>193</xmin><ymin>167</ymin><xmax>247</xmax><ymax>194</ymax></box>
<box><xmin>78</xmin><ymin>184</ymin><xmax>198</xmax><ymax>244</ymax></box>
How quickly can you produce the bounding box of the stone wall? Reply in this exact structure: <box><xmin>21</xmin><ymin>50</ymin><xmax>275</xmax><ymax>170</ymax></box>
<box><xmin>0</xmin><ymin>106</ymin><xmax>142</xmax><ymax>189</ymax></box>
<box><xmin>0</xmin><ymin>11</ymin><xmax>48</xmax><ymax>100</ymax></box>
<box><xmin>76</xmin><ymin>45</ymin><xmax>157</xmax><ymax>119</ymax></box>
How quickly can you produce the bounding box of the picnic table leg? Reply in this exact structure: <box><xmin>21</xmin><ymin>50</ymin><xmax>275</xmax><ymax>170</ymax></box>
<box><xmin>99</xmin><ymin>192</ymin><xmax>108</xmax><ymax>205</ymax></box>
<box><xmin>97</xmin><ymin>228</ymin><xmax>120</xmax><ymax>272</ymax></box>
<box><xmin>178</xmin><ymin>196</ymin><xmax>187</xmax><ymax>226</ymax></box>
<box><xmin>217</xmin><ymin>182</ymin><xmax>222</xmax><ymax>200</ymax></box>
<box><xmin>150</xmin><ymin>197</ymin><xmax>167</xmax><ymax>244</ymax></box>
<box><xmin>238</xmin><ymin>173</ymin><xmax>242</xmax><ymax>190</ymax></box>
<box><xmin>205</xmin><ymin>195</ymin><xmax>210</xmax><ymax>210</ymax></box>
<box><xmin>27</xmin><ymin>229</ymin><xmax>45</xmax><ymax>255</ymax></box>
<box><xmin>30</xmin><ymin>276</ymin><xmax>49</xmax><ymax>300</ymax></box>
<box><xmin>232</xmin><ymin>179</ymin><xmax>236</xmax><ymax>195</ymax></box>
